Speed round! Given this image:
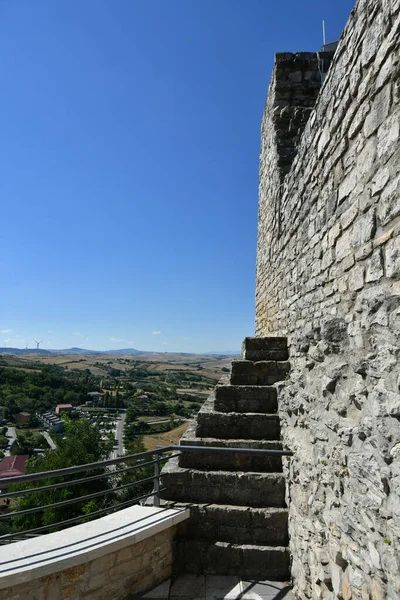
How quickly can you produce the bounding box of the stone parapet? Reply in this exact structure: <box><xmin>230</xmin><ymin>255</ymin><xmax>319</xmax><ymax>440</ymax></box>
<box><xmin>0</xmin><ymin>505</ymin><xmax>189</xmax><ymax>600</ymax></box>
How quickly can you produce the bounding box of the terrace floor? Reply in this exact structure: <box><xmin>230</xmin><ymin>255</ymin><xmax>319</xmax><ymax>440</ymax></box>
<box><xmin>141</xmin><ymin>574</ymin><xmax>293</xmax><ymax>600</ymax></box>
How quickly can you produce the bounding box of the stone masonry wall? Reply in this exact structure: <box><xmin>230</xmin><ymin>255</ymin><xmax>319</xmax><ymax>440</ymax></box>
<box><xmin>255</xmin><ymin>0</ymin><xmax>400</xmax><ymax>598</ymax></box>
<box><xmin>0</xmin><ymin>527</ymin><xmax>176</xmax><ymax>600</ymax></box>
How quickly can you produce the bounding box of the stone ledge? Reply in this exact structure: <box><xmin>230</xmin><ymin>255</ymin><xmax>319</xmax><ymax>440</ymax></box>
<box><xmin>0</xmin><ymin>505</ymin><xmax>190</xmax><ymax>590</ymax></box>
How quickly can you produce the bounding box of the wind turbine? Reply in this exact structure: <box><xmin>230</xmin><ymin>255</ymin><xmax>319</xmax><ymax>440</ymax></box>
<box><xmin>34</xmin><ymin>339</ymin><xmax>43</xmax><ymax>349</ymax></box>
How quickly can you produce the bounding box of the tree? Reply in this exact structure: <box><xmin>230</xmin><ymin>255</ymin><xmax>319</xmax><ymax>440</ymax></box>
<box><xmin>9</xmin><ymin>419</ymin><xmax>112</xmax><ymax>534</ymax></box>
<box><xmin>118</xmin><ymin>438</ymin><xmax>153</xmax><ymax>503</ymax></box>
<box><xmin>11</xmin><ymin>434</ymin><xmax>35</xmax><ymax>456</ymax></box>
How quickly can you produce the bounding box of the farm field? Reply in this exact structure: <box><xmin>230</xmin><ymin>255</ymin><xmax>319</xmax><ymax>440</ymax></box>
<box><xmin>0</xmin><ymin>350</ymin><xmax>236</xmax><ymax>462</ymax></box>
<box><xmin>2</xmin><ymin>352</ymin><xmax>234</xmax><ymax>381</ymax></box>
<box><xmin>142</xmin><ymin>422</ymin><xmax>191</xmax><ymax>451</ymax></box>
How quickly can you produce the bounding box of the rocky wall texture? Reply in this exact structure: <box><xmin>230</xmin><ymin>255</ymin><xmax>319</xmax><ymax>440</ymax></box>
<box><xmin>255</xmin><ymin>0</ymin><xmax>400</xmax><ymax>598</ymax></box>
<box><xmin>0</xmin><ymin>528</ymin><xmax>176</xmax><ymax>600</ymax></box>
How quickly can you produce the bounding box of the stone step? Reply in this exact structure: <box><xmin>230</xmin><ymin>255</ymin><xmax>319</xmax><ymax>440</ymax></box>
<box><xmin>215</xmin><ymin>384</ymin><xmax>278</xmax><ymax>413</ymax></box>
<box><xmin>165</xmin><ymin>502</ymin><xmax>289</xmax><ymax>546</ymax></box>
<box><xmin>196</xmin><ymin>409</ymin><xmax>281</xmax><ymax>440</ymax></box>
<box><xmin>160</xmin><ymin>458</ymin><xmax>286</xmax><ymax>507</ymax></box>
<box><xmin>179</xmin><ymin>427</ymin><xmax>285</xmax><ymax>472</ymax></box>
<box><xmin>242</xmin><ymin>337</ymin><xmax>289</xmax><ymax>362</ymax></box>
<box><xmin>230</xmin><ymin>360</ymin><xmax>290</xmax><ymax>386</ymax></box>
<box><xmin>174</xmin><ymin>539</ymin><xmax>290</xmax><ymax>579</ymax></box>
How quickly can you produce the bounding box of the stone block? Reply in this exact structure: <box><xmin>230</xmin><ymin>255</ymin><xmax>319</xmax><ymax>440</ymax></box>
<box><xmin>355</xmin><ymin>242</ymin><xmax>373</xmax><ymax>261</ymax></box>
<box><xmin>161</xmin><ymin>459</ymin><xmax>286</xmax><ymax>507</ymax></box>
<box><xmin>355</xmin><ymin>137</ymin><xmax>378</xmax><ymax>182</ymax></box>
<box><xmin>133</xmin><ymin>536</ymin><xmax>155</xmax><ymax>556</ymax></box>
<box><xmin>115</xmin><ymin>546</ymin><xmax>132</xmax><ymax>564</ymax></box>
<box><xmin>377</xmin><ymin>112</ymin><xmax>400</xmax><ymax>160</ymax></box>
<box><xmin>322</xmin><ymin>247</ymin><xmax>335</xmax><ymax>270</ymax></box>
<box><xmin>364</xmin><ymin>85</ymin><xmax>392</xmax><ymax>137</ymax></box>
<box><xmin>61</xmin><ymin>584</ymin><xmax>80</xmax><ymax>600</ymax></box>
<box><xmin>196</xmin><ymin>410</ymin><xmax>281</xmax><ymax>440</ymax></box>
<box><xmin>241</xmin><ymin>337</ymin><xmax>288</xmax><ymax>361</ymax></box>
<box><xmin>214</xmin><ymin>384</ymin><xmax>278</xmax><ymax>413</ymax></box>
<box><xmin>351</xmin><ymin>210</ymin><xmax>376</xmax><ymax>247</ymax></box>
<box><xmin>342</xmin><ymin>253</ymin><xmax>355</xmax><ymax>271</ymax></box>
<box><xmin>176</xmin><ymin>540</ymin><xmax>290</xmax><ymax>579</ymax></box>
<box><xmin>341</xmin><ymin>203</ymin><xmax>358</xmax><ymax>230</ymax></box>
<box><xmin>328</xmin><ymin>222</ymin><xmax>341</xmax><ymax>247</ymax></box>
<box><xmin>230</xmin><ymin>360</ymin><xmax>290</xmax><ymax>385</ymax></box>
<box><xmin>110</xmin><ymin>559</ymin><xmax>143</xmax><ymax>581</ymax></box>
<box><xmin>60</xmin><ymin>565</ymin><xmax>87</xmax><ymax>586</ymax></box>
<box><xmin>239</xmin><ymin>545</ymin><xmax>290</xmax><ymax>579</ymax></box>
<box><xmin>366</xmin><ymin>249</ymin><xmax>384</xmax><ymax>282</ymax></box>
<box><xmin>359</xmin><ymin>189</ymin><xmax>374</xmax><ymax>214</ymax></box>
<box><xmin>385</xmin><ymin>237</ymin><xmax>400</xmax><ymax>278</ymax></box>
<box><xmin>89</xmin><ymin>552</ymin><xmax>115</xmax><ymax>575</ymax></box>
<box><xmin>338</xmin><ymin>171</ymin><xmax>357</xmax><ymax>204</ymax></box>
<box><xmin>371</xmin><ymin>167</ymin><xmax>390</xmax><ymax>196</ymax></box>
<box><xmin>349</xmin><ymin>263</ymin><xmax>365</xmax><ymax>291</ymax></box>
<box><xmin>179</xmin><ymin>435</ymin><xmax>284</xmax><ymax>472</ymax></box>
<box><xmin>377</xmin><ymin>174</ymin><xmax>400</xmax><ymax>226</ymax></box>
<box><xmin>84</xmin><ymin>571</ymin><xmax>109</xmax><ymax>592</ymax></box>
<box><xmin>336</xmin><ymin>229</ymin><xmax>353</xmax><ymax>261</ymax></box>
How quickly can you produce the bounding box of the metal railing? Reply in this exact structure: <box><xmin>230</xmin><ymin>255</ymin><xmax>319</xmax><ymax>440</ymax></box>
<box><xmin>0</xmin><ymin>445</ymin><xmax>293</xmax><ymax>545</ymax></box>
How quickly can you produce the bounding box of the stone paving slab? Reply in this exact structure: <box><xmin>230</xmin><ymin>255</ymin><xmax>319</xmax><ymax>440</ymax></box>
<box><xmin>141</xmin><ymin>579</ymin><xmax>171</xmax><ymax>599</ymax></box>
<box><xmin>141</xmin><ymin>575</ymin><xmax>293</xmax><ymax>599</ymax></box>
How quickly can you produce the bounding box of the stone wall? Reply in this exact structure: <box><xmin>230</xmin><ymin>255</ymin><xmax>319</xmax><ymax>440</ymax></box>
<box><xmin>255</xmin><ymin>0</ymin><xmax>400</xmax><ymax>598</ymax></box>
<box><xmin>0</xmin><ymin>528</ymin><xmax>177</xmax><ymax>600</ymax></box>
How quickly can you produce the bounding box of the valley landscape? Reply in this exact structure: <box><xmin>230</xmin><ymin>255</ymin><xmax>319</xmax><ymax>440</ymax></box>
<box><xmin>0</xmin><ymin>348</ymin><xmax>236</xmax><ymax>457</ymax></box>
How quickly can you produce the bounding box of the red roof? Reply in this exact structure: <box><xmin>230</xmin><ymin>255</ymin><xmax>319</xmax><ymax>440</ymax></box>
<box><xmin>55</xmin><ymin>404</ymin><xmax>73</xmax><ymax>414</ymax></box>
<box><xmin>0</xmin><ymin>456</ymin><xmax>29</xmax><ymax>478</ymax></box>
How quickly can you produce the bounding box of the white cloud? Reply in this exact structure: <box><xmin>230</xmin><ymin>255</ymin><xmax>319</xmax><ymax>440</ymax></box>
<box><xmin>152</xmin><ymin>331</ymin><xmax>162</xmax><ymax>335</ymax></box>
<box><xmin>1</xmin><ymin>329</ymin><xmax>12</xmax><ymax>334</ymax></box>
<box><xmin>109</xmin><ymin>337</ymin><xmax>124</xmax><ymax>343</ymax></box>
<box><xmin>73</xmin><ymin>332</ymin><xmax>81</xmax><ymax>336</ymax></box>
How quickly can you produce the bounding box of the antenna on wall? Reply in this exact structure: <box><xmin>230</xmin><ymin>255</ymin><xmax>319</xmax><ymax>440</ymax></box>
<box><xmin>34</xmin><ymin>339</ymin><xmax>43</xmax><ymax>349</ymax></box>
<box><xmin>322</xmin><ymin>20</ymin><xmax>326</xmax><ymax>46</ymax></box>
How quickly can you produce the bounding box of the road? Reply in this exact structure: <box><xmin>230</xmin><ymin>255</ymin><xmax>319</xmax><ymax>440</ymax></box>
<box><xmin>41</xmin><ymin>431</ymin><xmax>57</xmax><ymax>450</ymax></box>
<box><xmin>110</xmin><ymin>410</ymin><xmax>126</xmax><ymax>459</ymax></box>
<box><xmin>4</xmin><ymin>427</ymin><xmax>17</xmax><ymax>457</ymax></box>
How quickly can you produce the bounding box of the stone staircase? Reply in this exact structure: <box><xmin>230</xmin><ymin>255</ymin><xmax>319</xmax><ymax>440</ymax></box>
<box><xmin>160</xmin><ymin>337</ymin><xmax>292</xmax><ymax>581</ymax></box>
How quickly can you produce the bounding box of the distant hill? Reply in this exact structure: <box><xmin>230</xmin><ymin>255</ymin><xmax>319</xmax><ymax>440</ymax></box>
<box><xmin>104</xmin><ymin>348</ymin><xmax>143</xmax><ymax>355</ymax></box>
<box><xmin>49</xmin><ymin>347</ymin><xmax>101</xmax><ymax>355</ymax></box>
<box><xmin>0</xmin><ymin>346</ymin><xmax>239</xmax><ymax>357</ymax></box>
<box><xmin>203</xmin><ymin>350</ymin><xmax>241</xmax><ymax>356</ymax></box>
<box><xmin>0</xmin><ymin>347</ymin><xmax>142</xmax><ymax>356</ymax></box>
<box><xmin>0</xmin><ymin>347</ymin><xmax>52</xmax><ymax>355</ymax></box>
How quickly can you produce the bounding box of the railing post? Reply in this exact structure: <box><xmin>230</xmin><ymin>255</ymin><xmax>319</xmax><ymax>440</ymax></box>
<box><xmin>153</xmin><ymin>451</ymin><xmax>160</xmax><ymax>507</ymax></box>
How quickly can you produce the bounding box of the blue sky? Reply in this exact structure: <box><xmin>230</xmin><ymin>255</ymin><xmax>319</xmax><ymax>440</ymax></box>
<box><xmin>1</xmin><ymin>0</ymin><xmax>354</xmax><ymax>353</ymax></box>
